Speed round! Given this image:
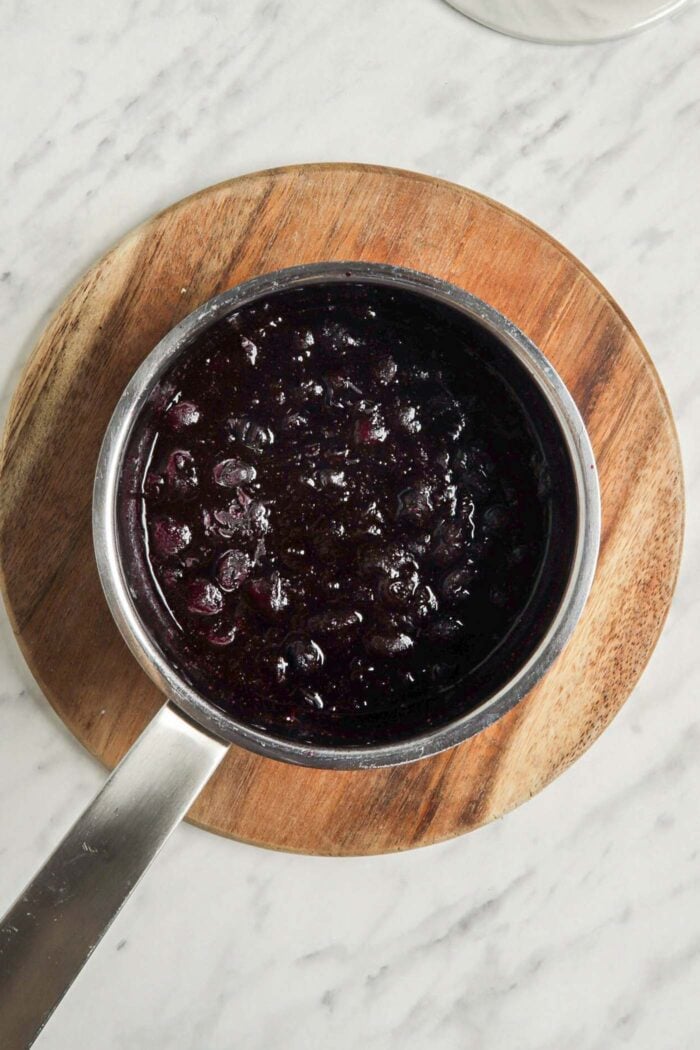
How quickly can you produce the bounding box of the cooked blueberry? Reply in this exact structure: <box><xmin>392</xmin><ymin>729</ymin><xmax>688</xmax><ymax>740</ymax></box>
<box><xmin>321</xmin><ymin>321</ymin><xmax>358</xmax><ymax>348</ymax></box>
<box><xmin>151</xmin><ymin>517</ymin><xmax>191</xmax><ymax>556</ymax></box>
<box><xmin>483</xmin><ymin>504</ymin><xmax>509</xmax><ymax>530</ymax></box>
<box><xmin>263</xmin><ymin>624</ymin><xmax>285</xmax><ymax>647</ymax></box>
<box><xmin>324</xmin><ymin>373</ymin><xmax>363</xmax><ymax>406</ymax></box>
<box><xmin>441</xmin><ymin>564</ymin><xmax>477</xmax><ymax>603</ymax></box>
<box><xmin>247</xmin><ymin>501</ymin><xmax>270</xmax><ymax>533</ymax></box>
<box><xmin>427</xmin><ymin>395</ymin><xmax>466</xmax><ymax>440</ymax></box>
<box><xmin>216</xmin><ymin>549</ymin><xmax>252</xmax><ymax>591</ymax></box>
<box><xmin>241</xmin><ymin>336</ymin><xmax>258</xmax><ymax>365</ymax></box>
<box><xmin>161</xmin><ymin>563</ymin><xmax>185</xmax><ymax>588</ymax></box>
<box><xmin>455</xmin><ymin>491</ymin><xmax>477</xmax><ymax>532</ymax></box>
<box><xmin>509</xmin><ymin>544</ymin><xmax>529</xmax><ymax>566</ymax></box>
<box><xmin>312</xmin><ymin>517</ymin><xmax>346</xmax><ymax>559</ymax></box>
<box><xmin>287</xmin><ymin>638</ymin><xmax>325</xmax><ymax>674</ymax></box>
<box><xmin>279</xmin><ymin>541</ymin><xmax>309</xmax><ymax>571</ymax></box>
<box><xmin>165</xmin><ymin>450</ymin><xmax>198</xmax><ymax>498</ymax></box>
<box><xmin>412</xmin><ymin>584</ymin><xmax>439</xmax><ymax>620</ymax></box>
<box><xmin>291</xmin><ymin>329</ymin><xmax>315</xmax><ymax>350</ymax></box>
<box><xmin>247</xmin><ymin>572</ymin><xmax>288</xmax><ymax>618</ymax></box>
<box><xmin>433</xmin><ymin>448</ymin><xmax>451</xmax><ymax>471</ymax></box>
<box><xmin>367</xmin><ymin>632</ymin><xmax>414</xmax><ymax>657</ymax></box>
<box><xmin>207</xmin><ymin>620</ymin><xmax>238</xmax><ymax>646</ymax></box>
<box><xmin>378</xmin><ymin>568</ymin><xmax>419</xmax><ymax>608</ymax></box>
<box><xmin>424</xmin><ymin>616</ymin><xmax>464</xmax><ymax>642</ymax></box>
<box><xmin>372</xmin><ymin>355</ymin><xmax>397</xmax><ymax>384</ymax></box>
<box><xmin>323</xmin><ymin>438</ymin><xmax>352</xmax><ymax>464</ymax></box>
<box><xmin>281</xmin><ymin>412</ymin><xmax>308</xmax><ymax>433</ymax></box>
<box><xmin>144</xmin><ymin>471</ymin><xmax>165</xmax><ymax>500</ymax></box>
<box><xmin>358</xmin><ymin>543</ymin><xmax>414</xmax><ymax>578</ymax></box>
<box><xmin>228</xmin><ymin>416</ymin><xmax>274</xmax><ymax>450</ymax></box>
<box><xmin>212</xmin><ymin>504</ymin><xmax>245</xmax><ymax>538</ymax></box>
<box><xmin>406</xmin><ymin>531</ymin><xmax>432</xmax><ymax>558</ymax></box>
<box><xmin>213</xmin><ymin>458</ymin><xmax>257</xmax><ymax>488</ymax></box>
<box><xmin>396</xmin><ymin>484</ymin><xmax>433</xmax><ymax>526</ymax></box>
<box><xmin>308</xmin><ymin>608</ymin><xmax>363</xmax><ymax>634</ymax></box>
<box><xmin>431</xmin><ymin>520</ymin><xmax>464</xmax><ymax>566</ymax></box>
<box><xmin>439</xmin><ymin>483</ymin><xmax>459</xmax><ymax>518</ymax></box>
<box><xmin>186</xmin><ymin>579</ymin><xmax>224</xmax><ymax>616</ymax></box>
<box><xmin>214</xmin><ymin>495</ymin><xmax>269</xmax><ymax>540</ymax></box>
<box><xmin>350</xmin><ymin>501</ymin><xmax>386</xmax><ymax>540</ymax></box>
<box><xmin>302</xmin><ymin>689</ymin><xmax>324</xmax><ymax>709</ymax></box>
<box><xmin>165</xmin><ymin>400</ymin><xmax>201</xmax><ymax>430</ymax></box>
<box><xmin>460</xmin><ymin>473</ymin><xmax>494</xmax><ymax>500</ymax></box>
<box><xmin>294</xmin><ymin>379</ymin><xmax>325</xmax><ymax>403</ymax></box>
<box><xmin>317</xmin><ymin>468</ymin><xmax>346</xmax><ymax>490</ymax></box>
<box><xmin>353</xmin><ymin>404</ymin><xmax>388</xmax><ymax>445</ymax></box>
<box><xmin>394</xmin><ymin>402</ymin><xmax>421</xmax><ymax>434</ymax></box>
<box><xmin>455</xmin><ymin>438</ymin><xmax>493</xmax><ymax>476</ymax></box>
<box><xmin>274</xmin><ymin>655</ymin><xmax>289</xmax><ymax>682</ymax></box>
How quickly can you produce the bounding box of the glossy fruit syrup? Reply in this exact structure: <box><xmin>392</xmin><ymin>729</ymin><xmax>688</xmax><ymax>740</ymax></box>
<box><xmin>118</xmin><ymin>281</ymin><xmax>577</xmax><ymax>746</ymax></box>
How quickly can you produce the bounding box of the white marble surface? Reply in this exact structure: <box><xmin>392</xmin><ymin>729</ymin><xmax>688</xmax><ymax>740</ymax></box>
<box><xmin>1</xmin><ymin>1</ymin><xmax>698</xmax><ymax>1047</ymax></box>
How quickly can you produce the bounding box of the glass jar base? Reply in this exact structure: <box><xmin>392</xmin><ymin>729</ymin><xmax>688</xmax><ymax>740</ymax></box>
<box><xmin>442</xmin><ymin>0</ymin><xmax>689</xmax><ymax>44</ymax></box>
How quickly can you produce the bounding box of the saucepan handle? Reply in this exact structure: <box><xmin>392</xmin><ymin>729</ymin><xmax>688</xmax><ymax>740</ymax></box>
<box><xmin>0</xmin><ymin>702</ymin><xmax>227</xmax><ymax>1049</ymax></box>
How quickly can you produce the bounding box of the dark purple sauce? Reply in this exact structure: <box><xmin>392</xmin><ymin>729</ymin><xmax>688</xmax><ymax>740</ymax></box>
<box><xmin>119</xmin><ymin>282</ymin><xmax>576</xmax><ymax>746</ymax></box>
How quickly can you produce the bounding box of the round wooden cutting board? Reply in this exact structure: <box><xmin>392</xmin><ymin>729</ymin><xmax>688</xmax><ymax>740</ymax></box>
<box><xmin>0</xmin><ymin>164</ymin><xmax>683</xmax><ymax>855</ymax></box>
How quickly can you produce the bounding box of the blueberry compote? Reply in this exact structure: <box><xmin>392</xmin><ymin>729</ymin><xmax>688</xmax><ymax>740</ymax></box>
<box><xmin>119</xmin><ymin>281</ymin><xmax>577</xmax><ymax>747</ymax></box>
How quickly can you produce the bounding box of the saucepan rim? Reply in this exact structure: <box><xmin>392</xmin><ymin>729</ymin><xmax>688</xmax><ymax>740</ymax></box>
<box><xmin>92</xmin><ymin>261</ymin><xmax>600</xmax><ymax>769</ymax></box>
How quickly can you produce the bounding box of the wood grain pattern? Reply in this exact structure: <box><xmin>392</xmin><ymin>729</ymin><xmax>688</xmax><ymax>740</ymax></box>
<box><xmin>0</xmin><ymin>163</ymin><xmax>684</xmax><ymax>855</ymax></box>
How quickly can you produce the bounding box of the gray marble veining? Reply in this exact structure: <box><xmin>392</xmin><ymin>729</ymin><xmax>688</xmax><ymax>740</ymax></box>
<box><xmin>1</xmin><ymin>1</ymin><xmax>698</xmax><ymax>1047</ymax></box>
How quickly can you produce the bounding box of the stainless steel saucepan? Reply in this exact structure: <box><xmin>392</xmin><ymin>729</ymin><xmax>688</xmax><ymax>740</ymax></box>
<box><xmin>0</xmin><ymin>263</ymin><xmax>600</xmax><ymax>1047</ymax></box>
